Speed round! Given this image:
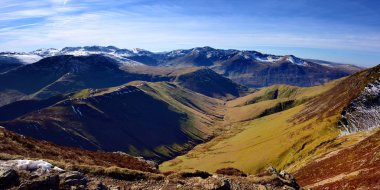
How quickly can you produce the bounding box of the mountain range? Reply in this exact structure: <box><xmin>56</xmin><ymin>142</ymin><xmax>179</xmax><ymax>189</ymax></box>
<box><xmin>0</xmin><ymin>45</ymin><xmax>378</xmax><ymax>189</ymax></box>
<box><xmin>1</xmin><ymin>46</ymin><xmax>362</xmax><ymax>88</ymax></box>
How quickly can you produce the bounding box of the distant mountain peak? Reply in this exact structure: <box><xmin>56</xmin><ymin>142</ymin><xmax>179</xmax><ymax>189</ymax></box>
<box><xmin>192</xmin><ymin>46</ymin><xmax>216</xmax><ymax>52</ymax></box>
<box><xmin>132</xmin><ymin>48</ymin><xmax>148</xmax><ymax>53</ymax></box>
<box><xmin>283</xmin><ymin>55</ymin><xmax>307</xmax><ymax>65</ymax></box>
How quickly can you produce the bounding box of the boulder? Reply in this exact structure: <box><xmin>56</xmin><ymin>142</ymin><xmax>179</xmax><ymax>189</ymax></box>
<box><xmin>59</xmin><ymin>171</ymin><xmax>88</xmax><ymax>189</ymax></box>
<box><xmin>0</xmin><ymin>168</ymin><xmax>19</xmax><ymax>189</ymax></box>
<box><xmin>19</xmin><ymin>173</ymin><xmax>60</xmax><ymax>190</ymax></box>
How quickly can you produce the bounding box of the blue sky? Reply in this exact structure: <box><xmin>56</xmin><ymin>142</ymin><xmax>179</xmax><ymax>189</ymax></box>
<box><xmin>0</xmin><ymin>0</ymin><xmax>379</xmax><ymax>66</ymax></box>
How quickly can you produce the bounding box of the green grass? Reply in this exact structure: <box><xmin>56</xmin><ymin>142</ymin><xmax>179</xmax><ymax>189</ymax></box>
<box><xmin>160</xmin><ymin>102</ymin><xmax>342</xmax><ymax>174</ymax></box>
<box><xmin>159</xmin><ymin>77</ymin><xmax>365</xmax><ymax>174</ymax></box>
<box><xmin>72</xmin><ymin>89</ymin><xmax>92</xmax><ymax>99</ymax></box>
<box><xmin>224</xmin><ymin>81</ymin><xmax>339</xmax><ymax>123</ymax></box>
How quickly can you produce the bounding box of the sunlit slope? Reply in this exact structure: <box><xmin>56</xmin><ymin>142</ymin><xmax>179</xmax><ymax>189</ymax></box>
<box><xmin>224</xmin><ymin>80</ymin><xmax>340</xmax><ymax>123</ymax></box>
<box><xmin>294</xmin><ymin>128</ymin><xmax>380</xmax><ymax>189</ymax></box>
<box><xmin>160</xmin><ymin>66</ymin><xmax>380</xmax><ymax>174</ymax></box>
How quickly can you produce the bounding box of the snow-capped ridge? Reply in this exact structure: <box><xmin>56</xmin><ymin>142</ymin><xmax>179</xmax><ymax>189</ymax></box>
<box><xmin>284</xmin><ymin>55</ymin><xmax>307</xmax><ymax>65</ymax></box>
<box><xmin>0</xmin><ymin>46</ymin><xmax>357</xmax><ymax>69</ymax></box>
<box><xmin>0</xmin><ymin>51</ymin><xmax>43</xmax><ymax>64</ymax></box>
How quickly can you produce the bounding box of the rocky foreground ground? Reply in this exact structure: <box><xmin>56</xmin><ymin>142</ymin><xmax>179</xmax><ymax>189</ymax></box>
<box><xmin>0</xmin><ymin>159</ymin><xmax>301</xmax><ymax>190</ymax></box>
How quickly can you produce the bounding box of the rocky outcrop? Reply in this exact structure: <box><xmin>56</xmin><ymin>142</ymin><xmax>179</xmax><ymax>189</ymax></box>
<box><xmin>0</xmin><ymin>168</ymin><xmax>19</xmax><ymax>189</ymax></box>
<box><xmin>0</xmin><ymin>159</ymin><xmax>86</xmax><ymax>189</ymax></box>
<box><xmin>90</xmin><ymin>167</ymin><xmax>301</xmax><ymax>190</ymax></box>
<box><xmin>0</xmin><ymin>159</ymin><xmax>301</xmax><ymax>190</ymax></box>
<box><xmin>339</xmin><ymin>78</ymin><xmax>380</xmax><ymax>134</ymax></box>
<box><xmin>59</xmin><ymin>171</ymin><xmax>88</xmax><ymax>189</ymax></box>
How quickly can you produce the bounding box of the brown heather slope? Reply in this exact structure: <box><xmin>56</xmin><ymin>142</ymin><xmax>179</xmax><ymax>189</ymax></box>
<box><xmin>294</xmin><ymin>128</ymin><xmax>380</xmax><ymax>189</ymax></box>
<box><xmin>0</xmin><ymin>127</ymin><xmax>158</xmax><ymax>173</ymax></box>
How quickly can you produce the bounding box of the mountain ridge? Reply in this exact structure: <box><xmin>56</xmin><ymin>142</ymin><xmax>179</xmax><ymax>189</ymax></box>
<box><xmin>0</xmin><ymin>46</ymin><xmax>362</xmax><ymax>87</ymax></box>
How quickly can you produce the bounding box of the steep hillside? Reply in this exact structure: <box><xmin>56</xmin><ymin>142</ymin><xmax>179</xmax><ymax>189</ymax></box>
<box><xmin>294</xmin><ymin>128</ymin><xmax>380</xmax><ymax>189</ymax></box>
<box><xmin>290</xmin><ymin>65</ymin><xmax>380</xmax><ymax>189</ymax></box>
<box><xmin>0</xmin><ymin>127</ymin><xmax>158</xmax><ymax>173</ymax></box>
<box><xmin>292</xmin><ymin>64</ymin><xmax>380</xmax><ymax>124</ymax></box>
<box><xmin>160</xmin><ymin>65</ymin><xmax>380</xmax><ymax>179</ymax></box>
<box><xmin>0</xmin><ymin>95</ymin><xmax>66</xmax><ymax>121</ymax></box>
<box><xmin>0</xmin><ymin>82</ymin><xmax>224</xmax><ymax>162</ymax></box>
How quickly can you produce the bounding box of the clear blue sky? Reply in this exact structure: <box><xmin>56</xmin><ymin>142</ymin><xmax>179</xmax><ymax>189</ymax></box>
<box><xmin>0</xmin><ymin>0</ymin><xmax>379</xmax><ymax>66</ymax></box>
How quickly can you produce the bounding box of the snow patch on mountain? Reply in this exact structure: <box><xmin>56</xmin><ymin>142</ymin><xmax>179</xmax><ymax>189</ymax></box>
<box><xmin>339</xmin><ymin>78</ymin><xmax>380</xmax><ymax>135</ymax></box>
<box><xmin>0</xmin><ymin>52</ymin><xmax>43</xmax><ymax>64</ymax></box>
<box><xmin>30</xmin><ymin>46</ymin><xmax>144</xmax><ymax>66</ymax></box>
<box><xmin>32</xmin><ymin>48</ymin><xmax>60</xmax><ymax>57</ymax></box>
<box><xmin>0</xmin><ymin>46</ymin><xmax>357</xmax><ymax>69</ymax></box>
<box><xmin>284</xmin><ymin>55</ymin><xmax>308</xmax><ymax>65</ymax></box>
<box><xmin>255</xmin><ymin>55</ymin><xmax>282</xmax><ymax>63</ymax></box>
<box><xmin>0</xmin><ymin>160</ymin><xmax>64</xmax><ymax>174</ymax></box>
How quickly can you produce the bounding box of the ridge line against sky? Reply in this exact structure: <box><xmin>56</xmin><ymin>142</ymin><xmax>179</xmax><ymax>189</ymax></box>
<box><xmin>0</xmin><ymin>0</ymin><xmax>379</xmax><ymax>66</ymax></box>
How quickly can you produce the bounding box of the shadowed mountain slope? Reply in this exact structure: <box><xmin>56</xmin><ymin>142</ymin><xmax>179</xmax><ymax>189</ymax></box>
<box><xmin>0</xmin><ymin>55</ymin><xmax>161</xmax><ymax>106</ymax></box>
<box><xmin>0</xmin><ymin>127</ymin><xmax>158</xmax><ymax>173</ymax></box>
<box><xmin>124</xmin><ymin>66</ymin><xmax>249</xmax><ymax>100</ymax></box>
<box><xmin>174</xmin><ymin>68</ymin><xmax>248</xmax><ymax>100</ymax></box>
<box><xmin>0</xmin><ymin>55</ymin><xmax>246</xmax><ymax>107</ymax></box>
<box><xmin>0</xmin><ymin>56</ymin><xmax>24</xmax><ymax>73</ymax></box>
<box><xmin>0</xmin><ymin>82</ymin><xmax>224</xmax><ymax>162</ymax></box>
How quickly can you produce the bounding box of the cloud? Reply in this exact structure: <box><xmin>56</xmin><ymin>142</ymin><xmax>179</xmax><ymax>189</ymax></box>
<box><xmin>1</xmin><ymin>9</ymin><xmax>379</xmax><ymax>54</ymax></box>
<box><xmin>0</xmin><ymin>0</ymin><xmax>379</xmax><ymax>66</ymax></box>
